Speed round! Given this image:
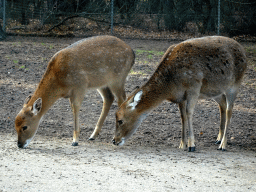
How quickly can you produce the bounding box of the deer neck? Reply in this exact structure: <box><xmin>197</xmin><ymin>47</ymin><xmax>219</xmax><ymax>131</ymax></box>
<box><xmin>27</xmin><ymin>72</ymin><xmax>65</xmax><ymax>117</ymax></box>
<box><xmin>135</xmin><ymin>74</ymin><xmax>168</xmax><ymax>114</ymax></box>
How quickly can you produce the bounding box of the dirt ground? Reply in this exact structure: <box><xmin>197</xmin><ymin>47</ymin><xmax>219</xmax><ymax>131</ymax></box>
<box><xmin>0</xmin><ymin>36</ymin><xmax>256</xmax><ymax>191</ymax></box>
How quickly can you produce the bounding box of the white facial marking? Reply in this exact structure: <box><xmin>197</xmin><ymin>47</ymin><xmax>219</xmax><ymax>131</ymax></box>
<box><xmin>117</xmin><ymin>138</ymin><xmax>125</xmax><ymax>146</ymax></box>
<box><xmin>23</xmin><ymin>138</ymin><xmax>33</xmax><ymax>148</ymax></box>
<box><xmin>129</xmin><ymin>91</ymin><xmax>143</xmax><ymax>110</ymax></box>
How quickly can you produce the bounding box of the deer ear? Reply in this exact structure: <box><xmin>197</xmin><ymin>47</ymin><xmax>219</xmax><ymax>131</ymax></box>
<box><xmin>24</xmin><ymin>95</ymin><xmax>32</xmax><ymax>105</ymax></box>
<box><xmin>128</xmin><ymin>90</ymin><xmax>143</xmax><ymax>110</ymax></box>
<box><xmin>133</xmin><ymin>90</ymin><xmax>143</xmax><ymax>103</ymax></box>
<box><xmin>32</xmin><ymin>98</ymin><xmax>42</xmax><ymax>115</ymax></box>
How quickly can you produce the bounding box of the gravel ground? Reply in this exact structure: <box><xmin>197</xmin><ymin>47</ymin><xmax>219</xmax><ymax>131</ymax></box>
<box><xmin>0</xmin><ymin>36</ymin><xmax>255</xmax><ymax>191</ymax></box>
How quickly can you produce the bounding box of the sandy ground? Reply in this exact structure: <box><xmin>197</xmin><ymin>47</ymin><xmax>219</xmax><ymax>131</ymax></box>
<box><xmin>0</xmin><ymin>36</ymin><xmax>256</xmax><ymax>191</ymax></box>
<box><xmin>1</xmin><ymin>133</ymin><xmax>256</xmax><ymax>192</ymax></box>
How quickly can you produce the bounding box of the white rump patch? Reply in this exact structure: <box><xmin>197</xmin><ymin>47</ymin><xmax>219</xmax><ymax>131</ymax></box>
<box><xmin>129</xmin><ymin>90</ymin><xmax>143</xmax><ymax>110</ymax></box>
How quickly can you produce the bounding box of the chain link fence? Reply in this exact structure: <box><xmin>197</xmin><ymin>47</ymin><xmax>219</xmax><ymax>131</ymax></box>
<box><xmin>0</xmin><ymin>0</ymin><xmax>255</xmax><ymax>39</ymax></box>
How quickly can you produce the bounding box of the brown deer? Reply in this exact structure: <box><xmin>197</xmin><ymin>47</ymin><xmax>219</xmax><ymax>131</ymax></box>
<box><xmin>15</xmin><ymin>35</ymin><xmax>135</xmax><ymax>148</ymax></box>
<box><xmin>112</xmin><ymin>36</ymin><xmax>247</xmax><ymax>152</ymax></box>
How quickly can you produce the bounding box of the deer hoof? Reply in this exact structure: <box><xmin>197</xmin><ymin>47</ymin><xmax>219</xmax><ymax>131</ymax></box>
<box><xmin>88</xmin><ymin>137</ymin><xmax>95</xmax><ymax>141</ymax></box>
<box><xmin>217</xmin><ymin>147</ymin><xmax>226</xmax><ymax>151</ymax></box>
<box><xmin>215</xmin><ymin>140</ymin><xmax>221</xmax><ymax>144</ymax></box>
<box><xmin>72</xmin><ymin>142</ymin><xmax>78</xmax><ymax>146</ymax></box>
<box><xmin>188</xmin><ymin>147</ymin><xmax>196</xmax><ymax>152</ymax></box>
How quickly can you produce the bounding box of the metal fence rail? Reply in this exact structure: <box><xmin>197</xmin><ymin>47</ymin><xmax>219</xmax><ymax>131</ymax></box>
<box><xmin>1</xmin><ymin>0</ymin><xmax>255</xmax><ymax>37</ymax></box>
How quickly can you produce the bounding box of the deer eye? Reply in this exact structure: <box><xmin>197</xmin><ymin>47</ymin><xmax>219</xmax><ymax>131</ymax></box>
<box><xmin>117</xmin><ymin>120</ymin><xmax>123</xmax><ymax>126</ymax></box>
<box><xmin>22</xmin><ymin>126</ymin><xmax>28</xmax><ymax>131</ymax></box>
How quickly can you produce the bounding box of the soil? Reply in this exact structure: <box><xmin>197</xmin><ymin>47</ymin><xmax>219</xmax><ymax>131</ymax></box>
<box><xmin>0</xmin><ymin>36</ymin><xmax>256</xmax><ymax>191</ymax></box>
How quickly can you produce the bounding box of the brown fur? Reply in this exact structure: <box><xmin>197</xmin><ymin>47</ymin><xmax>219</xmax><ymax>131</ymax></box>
<box><xmin>113</xmin><ymin>36</ymin><xmax>247</xmax><ymax>151</ymax></box>
<box><xmin>15</xmin><ymin>35</ymin><xmax>135</xmax><ymax>148</ymax></box>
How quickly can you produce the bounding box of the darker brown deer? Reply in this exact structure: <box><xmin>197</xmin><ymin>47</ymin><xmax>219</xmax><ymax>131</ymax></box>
<box><xmin>112</xmin><ymin>36</ymin><xmax>247</xmax><ymax>152</ymax></box>
<box><xmin>15</xmin><ymin>35</ymin><xmax>135</xmax><ymax>148</ymax></box>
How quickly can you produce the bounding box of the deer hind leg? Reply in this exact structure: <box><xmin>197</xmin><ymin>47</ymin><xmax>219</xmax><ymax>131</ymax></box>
<box><xmin>89</xmin><ymin>87</ymin><xmax>114</xmax><ymax>140</ymax></box>
<box><xmin>178</xmin><ymin>101</ymin><xmax>188</xmax><ymax>150</ymax></box>
<box><xmin>183</xmin><ymin>87</ymin><xmax>201</xmax><ymax>152</ymax></box>
<box><xmin>69</xmin><ymin>88</ymin><xmax>86</xmax><ymax>146</ymax></box>
<box><xmin>186</xmin><ymin>98</ymin><xmax>198</xmax><ymax>152</ymax></box>
<box><xmin>218</xmin><ymin>88</ymin><xmax>238</xmax><ymax>151</ymax></box>
<box><xmin>213</xmin><ymin>94</ymin><xmax>227</xmax><ymax>144</ymax></box>
<box><xmin>177</xmin><ymin>93</ymin><xmax>198</xmax><ymax>152</ymax></box>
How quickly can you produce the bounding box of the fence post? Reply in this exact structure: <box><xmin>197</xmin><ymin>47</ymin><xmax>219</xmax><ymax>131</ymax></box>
<box><xmin>217</xmin><ymin>0</ymin><xmax>220</xmax><ymax>35</ymax></box>
<box><xmin>111</xmin><ymin>0</ymin><xmax>114</xmax><ymax>34</ymax></box>
<box><xmin>2</xmin><ymin>0</ymin><xmax>6</xmax><ymax>32</ymax></box>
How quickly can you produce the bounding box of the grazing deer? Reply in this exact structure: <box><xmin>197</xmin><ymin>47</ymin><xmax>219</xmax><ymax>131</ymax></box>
<box><xmin>15</xmin><ymin>35</ymin><xmax>135</xmax><ymax>148</ymax></box>
<box><xmin>112</xmin><ymin>36</ymin><xmax>247</xmax><ymax>152</ymax></box>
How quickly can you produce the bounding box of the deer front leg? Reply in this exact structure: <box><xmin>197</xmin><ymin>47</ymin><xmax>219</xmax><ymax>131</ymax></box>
<box><xmin>69</xmin><ymin>89</ymin><xmax>86</xmax><ymax>146</ymax></box>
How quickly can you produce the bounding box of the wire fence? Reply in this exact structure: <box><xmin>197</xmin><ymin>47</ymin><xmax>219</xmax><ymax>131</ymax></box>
<box><xmin>0</xmin><ymin>0</ymin><xmax>255</xmax><ymax>38</ymax></box>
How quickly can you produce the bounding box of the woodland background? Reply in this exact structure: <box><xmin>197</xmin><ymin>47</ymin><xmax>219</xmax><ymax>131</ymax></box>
<box><xmin>0</xmin><ymin>0</ymin><xmax>256</xmax><ymax>40</ymax></box>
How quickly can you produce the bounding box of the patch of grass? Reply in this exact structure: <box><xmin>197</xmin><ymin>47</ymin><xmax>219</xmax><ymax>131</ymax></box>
<box><xmin>148</xmin><ymin>50</ymin><xmax>164</xmax><ymax>56</ymax></box>
<box><xmin>145</xmin><ymin>68</ymin><xmax>153</xmax><ymax>73</ymax></box>
<box><xmin>129</xmin><ymin>69</ymin><xmax>147</xmax><ymax>76</ymax></box>
<box><xmin>13</xmin><ymin>59</ymin><xmax>19</xmax><ymax>64</ymax></box>
<box><xmin>245</xmin><ymin>46</ymin><xmax>256</xmax><ymax>54</ymax></box>
<box><xmin>156</xmin><ymin>51</ymin><xmax>165</xmax><ymax>56</ymax></box>
<box><xmin>130</xmin><ymin>69</ymin><xmax>136</xmax><ymax>74</ymax></box>
<box><xmin>135</xmin><ymin>49</ymin><xmax>164</xmax><ymax>56</ymax></box>
<box><xmin>136</xmin><ymin>49</ymin><xmax>145</xmax><ymax>55</ymax></box>
<box><xmin>19</xmin><ymin>65</ymin><xmax>25</xmax><ymax>69</ymax></box>
<box><xmin>12</xmin><ymin>42</ymin><xmax>21</xmax><ymax>46</ymax></box>
<box><xmin>148</xmin><ymin>54</ymin><xmax>153</xmax><ymax>59</ymax></box>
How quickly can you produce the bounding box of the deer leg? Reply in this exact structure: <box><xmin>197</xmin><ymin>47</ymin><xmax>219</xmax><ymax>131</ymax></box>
<box><xmin>218</xmin><ymin>89</ymin><xmax>237</xmax><ymax>151</ymax></box>
<box><xmin>178</xmin><ymin>101</ymin><xmax>188</xmax><ymax>150</ymax></box>
<box><xmin>186</xmin><ymin>99</ymin><xmax>197</xmax><ymax>152</ymax></box>
<box><xmin>89</xmin><ymin>87</ymin><xmax>114</xmax><ymax>140</ymax></box>
<box><xmin>69</xmin><ymin>89</ymin><xmax>86</xmax><ymax>146</ymax></box>
<box><xmin>213</xmin><ymin>94</ymin><xmax>227</xmax><ymax>144</ymax></box>
<box><xmin>185</xmin><ymin>87</ymin><xmax>200</xmax><ymax>152</ymax></box>
<box><xmin>109</xmin><ymin>83</ymin><xmax>126</xmax><ymax>106</ymax></box>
